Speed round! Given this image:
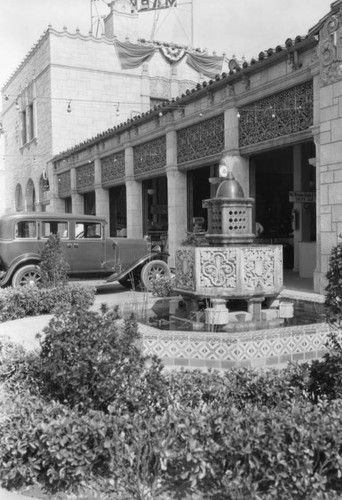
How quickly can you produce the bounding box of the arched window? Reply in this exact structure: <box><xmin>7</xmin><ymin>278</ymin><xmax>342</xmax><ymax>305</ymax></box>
<box><xmin>15</xmin><ymin>184</ymin><xmax>24</xmax><ymax>211</ymax></box>
<box><xmin>25</xmin><ymin>179</ymin><xmax>36</xmax><ymax>211</ymax></box>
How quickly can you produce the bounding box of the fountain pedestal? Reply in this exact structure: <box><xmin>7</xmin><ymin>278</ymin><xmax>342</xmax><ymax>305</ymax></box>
<box><xmin>174</xmin><ymin>244</ymin><xmax>283</xmax><ymax>301</ymax></box>
<box><xmin>174</xmin><ymin>170</ymin><xmax>285</xmax><ymax>329</ymax></box>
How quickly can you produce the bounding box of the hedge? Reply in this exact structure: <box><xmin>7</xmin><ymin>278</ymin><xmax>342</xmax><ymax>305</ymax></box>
<box><xmin>0</xmin><ymin>284</ymin><xmax>95</xmax><ymax>323</ymax></box>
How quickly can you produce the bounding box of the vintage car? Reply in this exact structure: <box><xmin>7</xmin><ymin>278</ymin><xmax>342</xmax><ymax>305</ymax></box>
<box><xmin>0</xmin><ymin>212</ymin><xmax>170</xmax><ymax>290</ymax></box>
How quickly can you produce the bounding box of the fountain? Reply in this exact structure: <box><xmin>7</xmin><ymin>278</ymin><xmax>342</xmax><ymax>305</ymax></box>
<box><xmin>174</xmin><ymin>164</ymin><xmax>285</xmax><ymax>332</ymax></box>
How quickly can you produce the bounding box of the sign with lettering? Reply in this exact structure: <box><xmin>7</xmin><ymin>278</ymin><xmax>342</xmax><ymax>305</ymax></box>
<box><xmin>130</xmin><ymin>0</ymin><xmax>177</xmax><ymax>11</ymax></box>
<box><xmin>289</xmin><ymin>191</ymin><xmax>316</xmax><ymax>203</ymax></box>
<box><xmin>151</xmin><ymin>204</ymin><xmax>168</xmax><ymax>214</ymax></box>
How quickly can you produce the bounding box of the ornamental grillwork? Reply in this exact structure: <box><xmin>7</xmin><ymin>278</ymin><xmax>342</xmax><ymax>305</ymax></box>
<box><xmin>238</xmin><ymin>81</ymin><xmax>313</xmax><ymax>147</ymax></box>
<box><xmin>58</xmin><ymin>171</ymin><xmax>71</xmax><ymax>197</ymax></box>
<box><xmin>101</xmin><ymin>151</ymin><xmax>125</xmax><ymax>183</ymax></box>
<box><xmin>133</xmin><ymin>136</ymin><xmax>166</xmax><ymax>175</ymax></box>
<box><xmin>177</xmin><ymin>114</ymin><xmax>224</xmax><ymax>164</ymax></box>
<box><xmin>76</xmin><ymin>163</ymin><xmax>95</xmax><ymax>191</ymax></box>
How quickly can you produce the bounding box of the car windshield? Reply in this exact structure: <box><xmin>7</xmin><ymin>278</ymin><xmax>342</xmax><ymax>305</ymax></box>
<box><xmin>75</xmin><ymin>222</ymin><xmax>101</xmax><ymax>238</ymax></box>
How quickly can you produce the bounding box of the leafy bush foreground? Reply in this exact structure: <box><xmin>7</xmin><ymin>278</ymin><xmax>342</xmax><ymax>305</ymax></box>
<box><xmin>1</xmin><ymin>242</ymin><xmax>342</xmax><ymax>499</ymax></box>
<box><xmin>1</xmin><ymin>304</ymin><xmax>342</xmax><ymax>499</ymax></box>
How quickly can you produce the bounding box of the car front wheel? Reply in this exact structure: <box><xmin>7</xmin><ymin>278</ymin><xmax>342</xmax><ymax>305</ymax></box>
<box><xmin>140</xmin><ymin>260</ymin><xmax>170</xmax><ymax>291</ymax></box>
<box><xmin>12</xmin><ymin>265</ymin><xmax>42</xmax><ymax>287</ymax></box>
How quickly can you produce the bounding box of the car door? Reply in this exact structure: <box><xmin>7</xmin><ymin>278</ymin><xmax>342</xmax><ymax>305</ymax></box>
<box><xmin>69</xmin><ymin>221</ymin><xmax>106</xmax><ymax>273</ymax></box>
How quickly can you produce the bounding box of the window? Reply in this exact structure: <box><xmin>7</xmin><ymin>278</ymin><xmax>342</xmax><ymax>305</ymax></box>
<box><xmin>21</xmin><ymin>110</ymin><xmax>27</xmax><ymax>145</ymax></box>
<box><xmin>75</xmin><ymin>222</ymin><xmax>101</xmax><ymax>239</ymax></box>
<box><xmin>41</xmin><ymin>221</ymin><xmax>69</xmax><ymax>239</ymax></box>
<box><xmin>15</xmin><ymin>221</ymin><xmax>37</xmax><ymax>239</ymax></box>
<box><xmin>20</xmin><ymin>101</ymin><xmax>35</xmax><ymax>146</ymax></box>
<box><xmin>27</xmin><ymin>104</ymin><xmax>34</xmax><ymax>142</ymax></box>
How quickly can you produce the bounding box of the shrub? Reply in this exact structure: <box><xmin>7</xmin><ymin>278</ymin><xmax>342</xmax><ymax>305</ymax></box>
<box><xmin>181</xmin><ymin>232</ymin><xmax>207</xmax><ymax>247</ymax></box>
<box><xmin>36</xmin><ymin>305</ymin><xmax>168</xmax><ymax>413</ymax></box>
<box><xmin>0</xmin><ymin>390</ymin><xmax>173</xmax><ymax>497</ymax></box>
<box><xmin>160</xmin><ymin>398</ymin><xmax>342</xmax><ymax>499</ymax></box>
<box><xmin>308</xmin><ymin>244</ymin><xmax>342</xmax><ymax>402</ymax></box>
<box><xmin>0</xmin><ymin>283</ymin><xmax>95</xmax><ymax>323</ymax></box>
<box><xmin>325</xmin><ymin>243</ymin><xmax>342</xmax><ymax>327</ymax></box>
<box><xmin>39</xmin><ymin>233</ymin><xmax>70</xmax><ymax>287</ymax></box>
<box><xmin>150</xmin><ymin>276</ymin><xmax>176</xmax><ymax>297</ymax></box>
<box><xmin>166</xmin><ymin>364</ymin><xmax>311</xmax><ymax>411</ymax></box>
<box><xmin>0</xmin><ymin>339</ymin><xmax>41</xmax><ymax>395</ymax></box>
<box><xmin>2</xmin><ymin>358</ymin><xmax>342</xmax><ymax>498</ymax></box>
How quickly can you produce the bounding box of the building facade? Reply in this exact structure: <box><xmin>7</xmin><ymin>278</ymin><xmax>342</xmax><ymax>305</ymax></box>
<box><xmin>1</xmin><ymin>1</ymin><xmax>223</xmax><ymax>214</ymax></box>
<box><xmin>3</xmin><ymin>0</ymin><xmax>342</xmax><ymax>295</ymax></box>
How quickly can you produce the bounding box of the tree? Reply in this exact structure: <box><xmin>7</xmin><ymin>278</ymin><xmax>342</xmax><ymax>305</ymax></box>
<box><xmin>39</xmin><ymin>233</ymin><xmax>70</xmax><ymax>287</ymax></box>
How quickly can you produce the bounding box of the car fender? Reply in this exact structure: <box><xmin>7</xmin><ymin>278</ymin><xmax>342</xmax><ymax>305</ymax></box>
<box><xmin>0</xmin><ymin>253</ymin><xmax>41</xmax><ymax>287</ymax></box>
<box><xmin>106</xmin><ymin>251</ymin><xmax>169</xmax><ymax>283</ymax></box>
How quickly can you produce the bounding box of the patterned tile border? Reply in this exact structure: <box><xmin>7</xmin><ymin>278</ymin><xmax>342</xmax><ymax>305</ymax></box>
<box><xmin>139</xmin><ymin>322</ymin><xmax>331</xmax><ymax>370</ymax></box>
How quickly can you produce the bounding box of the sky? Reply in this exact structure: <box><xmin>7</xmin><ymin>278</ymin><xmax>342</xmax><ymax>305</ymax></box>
<box><xmin>0</xmin><ymin>0</ymin><xmax>333</xmax><ymax>89</ymax></box>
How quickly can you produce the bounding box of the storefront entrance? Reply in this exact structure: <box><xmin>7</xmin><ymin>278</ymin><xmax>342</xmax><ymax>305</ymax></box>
<box><xmin>143</xmin><ymin>177</ymin><xmax>168</xmax><ymax>250</ymax></box>
<box><xmin>187</xmin><ymin>166</ymin><xmax>212</xmax><ymax>233</ymax></box>
<box><xmin>109</xmin><ymin>186</ymin><xmax>127</xmax><ymax>237</ymax></box>
<box><xmin>251</xmin><ymin>142</ymin><xmax>316</xmax><ymax>273</ymax></box>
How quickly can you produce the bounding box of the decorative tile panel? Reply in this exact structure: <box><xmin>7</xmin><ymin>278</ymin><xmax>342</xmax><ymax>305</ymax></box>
<box><xmin>133</xmin><ymin>136</ymin><xmax>166</xmax><ymax>175</ymax></box>
<box><xmin>175</xmin><ymin>248</ymin><xmax>196</xmax><ymax>290</ymax></box>
<box><xmin>199</xmin><ymin>248</ymin><xmax>237</xmax><ymax>289</ymax></box>
<box><xmin>175</xmin><ymin>245</ymin><xmax>283</xmax><ymax>298</ymax></box>
<box><xmin>57</xmin><ymin>171</ymin><xmax>71</xmax><ymax>197</ymax></box>
<box><xmin>243</xmin><ymin>246</ymin><xmax>283</xmax><ymax>291</ymax></box>
<box><xmin>101</xmin><ymin>151</ymin><xmax>125</xmax><ymax>183</ymax></box>
<box><xmin>177</xmin><ymin>114</ymin><xmax>224</xmax><ymax>164</ymax></box>
<box><xmin>238</xmin><ymin>81</ymin><xmax>313</xmax><ymax>147</ymax></box>
<box><xmin>76</xmin><ymin>162</ymin><xmax>95</xmax><ymax>191</ymax></box>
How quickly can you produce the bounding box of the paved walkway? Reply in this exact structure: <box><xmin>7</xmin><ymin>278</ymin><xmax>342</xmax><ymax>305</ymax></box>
<box><xmin>0</xmin><ymin>283</ymin><xmax>161</xmax><ymax>350</ymax></box>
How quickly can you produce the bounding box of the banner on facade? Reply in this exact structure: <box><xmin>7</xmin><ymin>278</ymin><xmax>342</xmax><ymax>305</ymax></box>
<box><xmin>114</xmin><ymin>40</ymin><xmax>224</xmax><ymax>77</ymax></box>
<box><xmin>130</xmin><ymin>0</ymin><xmax>177</xmax><ymax>11</ymax></box>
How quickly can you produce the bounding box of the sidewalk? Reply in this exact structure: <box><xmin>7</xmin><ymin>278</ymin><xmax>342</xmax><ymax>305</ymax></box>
<box><xmin>0</xmin><ymin>488</ymin><xmax>37</xmax><ymax>500</ymax></box>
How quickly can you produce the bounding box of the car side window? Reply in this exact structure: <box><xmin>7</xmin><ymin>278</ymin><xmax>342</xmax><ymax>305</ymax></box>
<box><xmin>76</xmin><ymin>222</ymin><xmax>101</xmax><ymax>239</ymax></box>
<box><xmin>15</xmin><ymin>221</ymin><xmax>37</xmax><ymax>239</ymax></box>
<box><xmin>41</xmin><ymin>221</ymin><xmax>69</xmax><ymax>238</ymax></box>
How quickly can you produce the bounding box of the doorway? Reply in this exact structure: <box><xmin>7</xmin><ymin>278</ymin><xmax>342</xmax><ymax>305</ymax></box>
<box><xmin>143</xmin><ymin>176</ymin><xmax>168</xmax><ymax>250</ymax></box>
<box><xmin>109</xmin><ymin>185</ymin><xmax>127</xmax><ymax>237</ymax></box>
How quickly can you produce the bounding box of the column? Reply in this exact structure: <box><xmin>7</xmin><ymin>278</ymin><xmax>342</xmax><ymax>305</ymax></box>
<box><xmin>292</xmin><ymin>145</ymin><xmax>302</xmax><ymax>272</ymax></box>
<box><xmin>312</xmin><ymin>125</ymin><xmax>322</xmax><ymax>293</ymax></box>
<box><xmin>94</xmin><ymin>152</ymin><xmax>110</xmax><ymax>233</ymax></box>
<box><xmin>166</xmin><ymin>129</ymin><xmax>187</xmax><ymax>268</ymax></box>
<box><xmin>223</xmin><ymin>107</ymin><xmax>249</xmax><ymax>195</ymax></box>
<box><xmin>70</xmin><ymin>167</ymin><xmax>84</xmax><ymax>214</ymax></box>
<box><xmin>49</xmin><ymin>162</ymin><xmax>65</xmax><ymax>212</ymax></box>
<box><xmin>125</xmin><ymin>145</ymin><xmax>143</xmax><ymax>238</ymax></box>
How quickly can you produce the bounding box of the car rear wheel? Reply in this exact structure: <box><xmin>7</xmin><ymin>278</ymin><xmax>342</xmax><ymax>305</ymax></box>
<box><xmin>140</xmin><ymin>260</ymin><xmax>170</xmax><ymax>291</ymax></box>
<box><xmin>12</xmin><ymin>265</ymin><xmax>42</xmax><ymax>287</ymax></box>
